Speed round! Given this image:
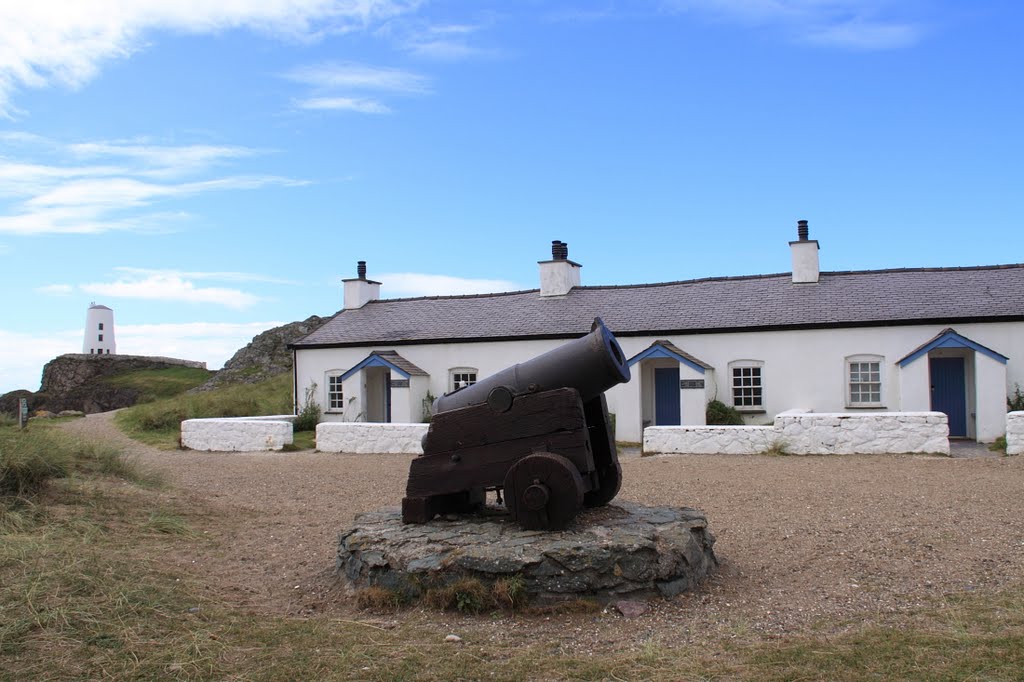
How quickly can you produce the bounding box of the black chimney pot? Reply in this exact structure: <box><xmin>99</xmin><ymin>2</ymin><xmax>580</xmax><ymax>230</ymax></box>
<box><xmin>357</xmin><ymin>261</ymin><xmax>367</xmax><ymax>279</ymax></box>
<box><xmin>797</xmin><ymin>220</ymin><xmax>809</xmax><ymax>241</ymax></box>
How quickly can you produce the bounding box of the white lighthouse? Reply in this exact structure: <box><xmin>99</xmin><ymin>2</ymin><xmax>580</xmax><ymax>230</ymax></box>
<box><xmin>83</xmin><ymin>303</ymin><xmax>116</xmax><ymax>355</ymax></box>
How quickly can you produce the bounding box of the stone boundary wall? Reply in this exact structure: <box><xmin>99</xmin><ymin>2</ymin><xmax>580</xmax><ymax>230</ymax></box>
<box><xmin>1007</xmin><ymin>411</ymin><xmax>1024</xmax><ymax>456</ymax></box>
<box><xmin>645</xmin><ymin>411</ymin><xmax>950</xmax><ymax>456</ymax></box>
<box><xmin>60</xmin><ymin>353</ymin><xmax>207</xmax><ymax>369</ymax></box>
<box><xmin>181</xmin><ymin>415</ymin><xmax>295</xmax><ymax>451</ymax></box>
<box><xmin>317</xmin><ymin>422</ymin><xmax>428</xmax><ymax>454</ymax></box>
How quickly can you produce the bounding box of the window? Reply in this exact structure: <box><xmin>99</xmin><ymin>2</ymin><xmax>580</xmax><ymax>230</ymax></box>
<box><xmin>450</xmin><ymin>368</ymin><xmax>478</xmax><ymax>392</ymax></box>
<box><xmin>327</xmin><ymin>374</ymin><xmax>344</xmax><ymax>411</ymax></box>
<box><xmin>98</xmin><ymin>323</ymin><xmax>104</xmax><ymax>330</ymax></box>
<box><xmin>98</xmin><ymin>334</ymin><xmax>103</xmax><ymax>341</ymax></box>
<box><xmin>729</xmin><ymin>361</ymin><xmax>764</xmax><ymax>409</ymax></box>
<box><xmin>847</xmin><ymin>355</ymin><xmax>883</xmax><ymax>407</ymax></box>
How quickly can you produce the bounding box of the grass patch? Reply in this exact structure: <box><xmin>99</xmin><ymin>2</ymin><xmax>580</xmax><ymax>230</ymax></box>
<box><xmin>115</xmin><ymin>374</ymin><xmax>294</xmax><ymax>449</ymax></box>
<box><xmin>990</xmin><ymin>435</ymin><xmax>1008</xmax><ymax>455</ymax></box>
<box><xmin>102</xmin><ymin>366</ymin><xmax>214</xmax><ymax>403</ymax></box>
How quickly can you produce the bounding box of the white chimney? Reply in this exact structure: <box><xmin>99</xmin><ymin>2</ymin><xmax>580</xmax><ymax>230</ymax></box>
<box><xmin>789</xmin><ymin>220</ymin><xmax>820</xmax><ymax>284</ymax></box>
<box><xmin>343</xmin><ymin>261</ymin><xmax>381</xmax><ymax>309</ymax></box>
<box><xmin>538</xmin><ymin>240</ymin><xmax>581</xmax><ymax>296</ymax></box>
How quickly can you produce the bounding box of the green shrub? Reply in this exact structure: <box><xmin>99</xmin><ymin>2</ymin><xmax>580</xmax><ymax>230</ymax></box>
<box><xmin>293</xmin><ymin>383</ymin><xmax>321</xmax><ymax>433</ymax></box>
<box><xmin>1009</xmin><ymin>384</ymin><xmax>1024</xmax><ymax>412</ymax></box>
<box><xmin>706</xmin><ymin>400</ymin><xmax>744</xmax><ymax>425</ymax></box>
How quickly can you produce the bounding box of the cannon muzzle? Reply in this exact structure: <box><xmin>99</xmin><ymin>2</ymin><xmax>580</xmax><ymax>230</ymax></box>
<box><xmin>433</xmin><ymin>317</ymin><xmax>630</xmax><ymax>414</ymax></box>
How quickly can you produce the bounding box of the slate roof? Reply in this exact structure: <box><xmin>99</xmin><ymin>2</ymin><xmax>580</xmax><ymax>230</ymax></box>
<box><xmin>292</xmin><ymin>264</ymin><xmax>1024</xmax><ymax>349</ymax></box>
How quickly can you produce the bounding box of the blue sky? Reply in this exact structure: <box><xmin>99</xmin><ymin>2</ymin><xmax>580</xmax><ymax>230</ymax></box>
<box><xmin>1</xmin><ymin>0</ymin><xmax>1022</xmax><ymax>393</ymax></box>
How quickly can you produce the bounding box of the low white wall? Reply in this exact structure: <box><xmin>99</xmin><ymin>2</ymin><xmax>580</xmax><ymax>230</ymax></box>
<box><xmin>181</xmin><ymin>416</ymin><xmax>294</xmax><ymax>452</ymax></box>
<box><xmin>1007</xmin><ymin>411</ymin><xmax>1024</xmax><ymax>456</ymax></box>
<box><xmin>317</xmin><ymin>422</ymin><xmax>428</xmax><ymax>454</ymax></box>
<box><xmin>644</xmin><ymin>411</ymin><xmax>950</xmax><ymax>456</ymax></box>
<box><xmin>644</xmin><ymin>426</ymin><xmax>777</xmax><ymax>455</ymax></box>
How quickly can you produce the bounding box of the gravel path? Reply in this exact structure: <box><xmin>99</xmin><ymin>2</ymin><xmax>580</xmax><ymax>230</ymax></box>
<box><xmin>61</xmin><ymin>412</ymin><xmax>1024</xmax><ymax>647</ymax></box>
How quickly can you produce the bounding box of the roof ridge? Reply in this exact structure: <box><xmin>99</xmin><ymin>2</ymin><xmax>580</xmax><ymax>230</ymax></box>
<box><xmin>358</xmin><ymin>262</ymin><xmax>1024</xmax><ymax>303</ymax></box>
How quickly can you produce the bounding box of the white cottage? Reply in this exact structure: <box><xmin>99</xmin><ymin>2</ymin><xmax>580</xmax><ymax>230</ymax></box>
<box><xmin>291</xmin><ymin>223</ymin><xmax>1023</xmax><ymax>443</ymax></box>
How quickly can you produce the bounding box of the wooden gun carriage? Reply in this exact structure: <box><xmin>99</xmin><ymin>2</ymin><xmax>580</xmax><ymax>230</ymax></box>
<box><xmin>402</xmin><ymin>318</ymin><xmax>631</xmax><ymax>530</ymax></box>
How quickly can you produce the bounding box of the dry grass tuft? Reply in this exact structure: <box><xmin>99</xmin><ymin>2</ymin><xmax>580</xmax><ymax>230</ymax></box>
<box><xmin>355</xmin><ymin>586</ymin><xmax>404</xmax><ymax>611</ymax></box>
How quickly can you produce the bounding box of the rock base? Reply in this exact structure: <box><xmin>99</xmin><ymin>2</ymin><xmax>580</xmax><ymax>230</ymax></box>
<box><xmin>338</xmin><ymin>502</ymin><xmax>717</xmax><ymax>603</ymax></box>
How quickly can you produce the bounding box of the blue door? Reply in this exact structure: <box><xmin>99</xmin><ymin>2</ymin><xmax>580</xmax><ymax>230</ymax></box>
<box><xmin>930</xmin><ymin>357</ymin><xmax>967</xmax><ymax>437</ymax></box>
<box><xmin>654</xmin><ymin>367</ymin><xmax>681</xmax><ymax>426</ymax></box>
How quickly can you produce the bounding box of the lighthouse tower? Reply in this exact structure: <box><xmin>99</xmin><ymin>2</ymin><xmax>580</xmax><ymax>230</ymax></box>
<box><xmin>83</xmin><ymin>303</ymin><xmax>116</xmax><ymax>355</ymax></box>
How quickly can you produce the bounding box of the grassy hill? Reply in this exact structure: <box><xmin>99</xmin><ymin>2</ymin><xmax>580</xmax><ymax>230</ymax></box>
<box><xmin>114</xmin><ymin>373</ymin><xmax>296</xmax><ymax>448</ymax></box>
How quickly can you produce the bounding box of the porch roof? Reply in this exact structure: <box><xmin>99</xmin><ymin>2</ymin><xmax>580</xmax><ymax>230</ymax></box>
<box><xmin>628</xmin><ymin>340</ymin><xmax>713</xmax><ymax>374</ymax></box>
<box><xmin>897</xmin><ymin>328</ymin><xmax>1009</xmax><ymax>367</ymax></box>
<box><xmin>340</xmin><ymin>350</ymin><xmax>429</xmax><ymax>380</ymax></box>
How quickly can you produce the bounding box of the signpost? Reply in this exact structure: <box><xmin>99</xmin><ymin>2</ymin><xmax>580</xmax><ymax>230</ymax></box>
<box><xmin>18</xmin><ymin>398</ymin><xmax>28</xmax><ymax>429</ymax></box>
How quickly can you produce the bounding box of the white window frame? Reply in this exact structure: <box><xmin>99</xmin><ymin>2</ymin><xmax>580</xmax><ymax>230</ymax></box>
<box><xmin>449</xmin><ymin>367</ymin><xmax>478</xmax><ymax>393</ymax></box>
<box><xmin>325</xmin><ymin>371</ymin><xmax>345</xmax><ymax>413</ymax></box>
<box><xmin>728</xmin><ymin>360</ymin><xmax>765</xmax><ymax>411</ymax></box>
<box><xmin>846</xmin><ymin>354</ymin><xmax>884</xmax><ymax>408</ymax></box>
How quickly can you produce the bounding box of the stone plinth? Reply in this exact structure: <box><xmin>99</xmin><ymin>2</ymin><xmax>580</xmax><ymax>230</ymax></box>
<box><xmin>338</xmin><ymin>502</ymin><xmax>717</xmax><ymax>603</ymax></box>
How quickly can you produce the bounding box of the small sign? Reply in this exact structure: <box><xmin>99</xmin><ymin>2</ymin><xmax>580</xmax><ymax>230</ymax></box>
<box><xmin>680</xmin><ymin>379</ymin><xmax>705</xmax><ymax>390</ymax></box>
<box><xmin>18</xmin><ymin>398</ymin><xmax>28</xmax><ymax>429</ymax></box>
<box><xmin>390</xmin><ymin>379</ymin><xmax>410</xmax><ymax>388</ymax></box>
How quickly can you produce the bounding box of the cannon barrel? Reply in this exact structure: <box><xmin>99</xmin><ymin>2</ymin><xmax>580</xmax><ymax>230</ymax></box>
<box><xmin>433</xmin><ymin>317</ymin><xmax>630</xmax><ymax>414</ymax></box>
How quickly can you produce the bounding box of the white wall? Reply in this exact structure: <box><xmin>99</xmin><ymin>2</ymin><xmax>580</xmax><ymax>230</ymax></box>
<box><xmin>1007</xmin><ymin>411</ymin><xmax>1024</xmax><ymax>456</ymax></box>
<box><xmin>645</xmin><ymin>411</ymin><xmax>950</xmax><ymax>456</ymax></box>
<box><xmin>295</xmin><ymin>321</ymin><xmax>1022</xmax><ymax>442</ymax></box>
<box><xmin>181</xmin><ymin>417</ymin><xmax>294</xmax><ymax>451</ymax></box>
<box><xmin>317</xmin><ymin>422</ymin><xmax>428</xmax><ymax>454</ymax></box>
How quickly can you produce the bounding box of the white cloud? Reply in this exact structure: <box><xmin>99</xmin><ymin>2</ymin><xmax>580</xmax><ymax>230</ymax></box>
<box><xmin>0</xmin><ymin>133</ymin><xmax>305</xmax><ymax>235</ymax></box>
<box><xmin>0</xmin><ymin>321</ymin><xmax>282</xmax><ymax>393</ymax></box>
<box><xmin>803</xmin><ymin>18</ymin><xmax>921</xmax><ymax>49</ymax></box>
<box><xmin>285</xmin><ymin>62</ymin><xmax>430</xmax><ymax>93</ymax></box>
<box><xmin>0</xmin><ymin>328</ymin><xmax>81</xmax><ymax>392</ymax></box>
<box><xmin>0</xmin><ymin>1</ymin><xmax>423</xmax><ymax>117</ymax></box>
<box><xmin>296</xmin><ymin>97</ymin><xmax>392</xmax><ymax>114</ymax></box>
<box><xmin>35</xmin><ymin>283</ymin><xmax>73</xmax><ymax>295</ymax></box>
<box><xmin>81</xmin><ymin>273</ymin><xmax>264</xmax><ymax>309</ymax></box>
<box><xmin>284</xmin><ymin>61</ymin><xmax>429</xmax><ymax>115</ymax></box>
<box><xmin>660</xmin><ymin>0</ymin><xmax>926</xmax><ymax>49</ymax></box>
<box><xmin>113</xmin><ymin>267</ymin><xmax>299</xmax><ymax>285</ymax></box>
<box><xmin>379</xmin><ymin>272</ymin><xmax>521</xmax><ymax>297</ymax></box>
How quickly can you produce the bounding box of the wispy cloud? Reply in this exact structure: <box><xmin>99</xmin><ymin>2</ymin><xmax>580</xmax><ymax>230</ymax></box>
<box><xmin>660</xmin><ymin>0</ymin><xmax>926</xmax><ymax>49</ymax></box>
<box><xmin>401</xmin><ymin>23</ymin><xmax>499</xmax><ymax>61</ymax></box>
<box><xmin>379</xmin><ymin>272</ymin><xmax>521</xmax><ymax>297</ymax></box>
<box><xmin>35</xmin><ymin>267</ymin><xmax>283</xmax><ymax>308</ymax></box>
<box><xmin>285</xmin><ymin>62</ymin><xmax>430</xmax><ymax>114</ymax></box>
<box><xmin>297</xmin><ymin>97</ymin><xmax>393</xmax><ymax>114</ymax></box>
<box><xmin>0</xmin><ymin>133</ymin><xmax>305</xmax><ymax>235</ymax></box>
<box><xmin>35</xmin><ymin>283</ymin><xmax>73</xmax><ymax>295</ymax></box>
<box><xmin>0</xmin><ymin>1</ymin><xmax>424</xmax><ymax>117</ymax></box>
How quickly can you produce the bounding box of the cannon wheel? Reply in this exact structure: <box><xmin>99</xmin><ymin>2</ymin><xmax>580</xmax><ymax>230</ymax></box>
<box><xmin>503</xmin><ymin>452</ymin><xmax>584</xmax><ymax>530</ymax></box>
<box><xmin>583</xmin><ymin>461</ymin><xmax>622</xmax><ymax>508</ymax></box>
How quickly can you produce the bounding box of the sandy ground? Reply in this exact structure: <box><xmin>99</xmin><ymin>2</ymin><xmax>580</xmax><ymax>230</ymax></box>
<box><xmin>60</xmin><ymin>412</ymin><xmax>1024</xmax><ymax>647</ymax></box>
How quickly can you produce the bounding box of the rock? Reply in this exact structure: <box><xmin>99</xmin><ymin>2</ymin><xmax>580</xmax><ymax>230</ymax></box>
<box><xmin>337</xmin><ymin>502</ymin><xmax>718</xmax><ymax>605</ymax></box>
<box><xmin>614</xmin><ymin>600</ymin><xmax>649</xmax><ymax>618</ymax></box>
<box><xmin>444</xmin><ymin>634</ymin><xmax>462</xmax><ymax>643</ymax></box>
<box><xmin>57</xmin><ymin>410</ymin><xmax>85</xmax><ymax>418</ymax></box>
<box><xmin>31</xmin><ymin>410</ymin><xmax>56</xmax><ymax>419</ymax></box>
<box><xmin>195</xmin><ymin>316</ymin><xmax>327</xmax><ymax>391</ymax></box>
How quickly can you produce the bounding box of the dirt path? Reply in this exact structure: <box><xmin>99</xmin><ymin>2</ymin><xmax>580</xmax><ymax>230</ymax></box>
<box><xmin>60</xmin><ymin>412</ymin><xmax>1024</xmax><ymax>648</ymax></box>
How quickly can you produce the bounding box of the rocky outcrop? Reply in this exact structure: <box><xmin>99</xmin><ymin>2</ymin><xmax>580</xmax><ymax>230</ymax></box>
<box><xmin>195</xmin><ymin>315</ymin><xmax>326</xmax><ymax>391</ymax></box>
<box><xmin>0</xmin><ymin>354</ymin><xmax>207</xmax><ymax>416</ymax></box>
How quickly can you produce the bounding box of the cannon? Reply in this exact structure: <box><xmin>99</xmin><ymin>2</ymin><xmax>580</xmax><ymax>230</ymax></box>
<box><xmin>401</xmin><ymin>318</ymin><xmax>631</xmax><ymax>530</ymax></box>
